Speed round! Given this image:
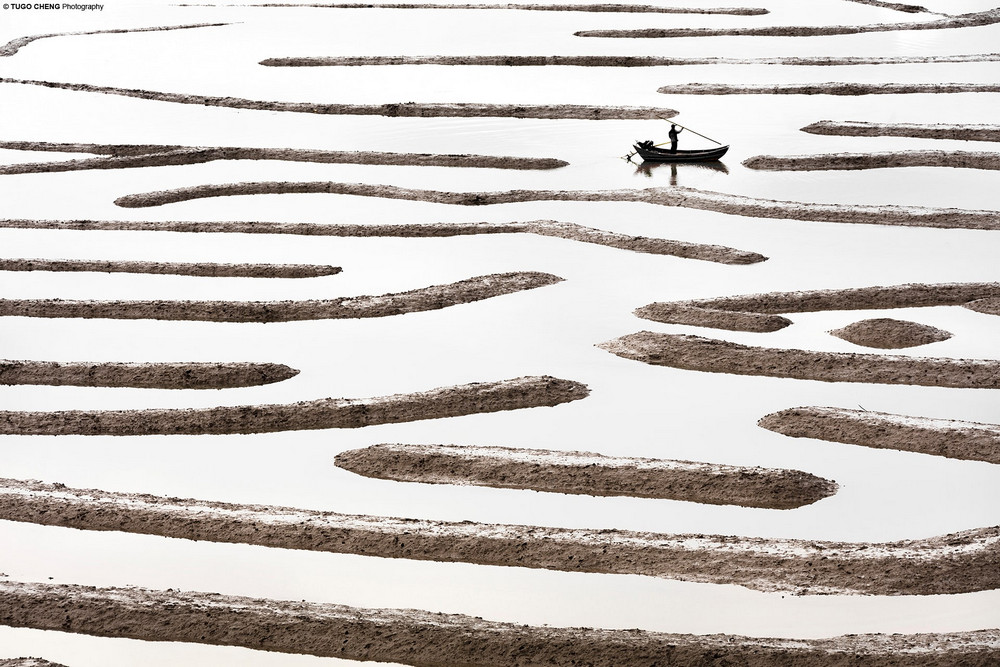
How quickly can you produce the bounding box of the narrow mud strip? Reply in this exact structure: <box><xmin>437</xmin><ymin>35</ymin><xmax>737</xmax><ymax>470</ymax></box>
<box><xmin>0</xmin><ymin>219</ymin><xmax>766</xmax><ymax>265</ymax></box>
<box><xmin>657</xmin><ymin>82</ymin><xmax>1000</xmax><ymax>95</ymax></box>
<box><xmin>598</xmin><ymin>331</ymin><xmax>1000</xmax><ymax>388</ymax></box>
<box><xmin>759</xmin><ymin>406</ymin><xmax>1000</xmax><ymax>464</ymax></box>
<box><xmin>0</xmin><ymin>478</ymin><xmax>997</xmax><ymax>594</ymax></box>
<box><xmin>0</xmin><ymin>272</ymin><xmax>561</xmax><ymax>323</ymax></box>
<box><xmin>0</xmin><ymin>659</ymin><xmax>69</xmax><ymax>667</ymax></box>
<box><xmin>3</xmin><ymin>584</ymin><xmax>999</xmax><ymax>667</ymax></box>
<box><xmin>743</xmin><ymin>151</ymin><xmax>1000</xmax><ymax>171</ymax></box>
<box><xmin>0</xmin><ymin>360</ymin><xmax>298</xmax><ymax>389</ymax></box>
<box><xmin>0</xmin><ymin>78</ymin><xmax>676</xmax><ymax>120</ymax></box>
<box><xmin>242</xmin><ymin>3</ymin><xmax>769</xmax><ymax>14</ymax></box>
<box><xmin>637</xmin><ymin>282</ymin><xmax>1000</xmax><ymax>332</ymax></box>
<box><xmin>0</xmin><ymin>23</ymin><xmax>228</xmax><ymax>57</ymax></box>
<box><xmin>965</xmin><ymin>297</ymin><xmax>1000</xmax><ymax>315</ymax></box>
<box><xmin>111</xmin><ymin>181</ymin><xmax>1000</xmax><ymax>230</ymax></box>
<box><xmin>0</xmin><ymin>258</ymin><xmax>341</xmax><ymax>278</ymax></box>
<box><xmin>334</xmin><ymin>443</ymin><xmax>837</xmax><ymax>509</ymax></box>
<box><xmin>0</xmin><ymin>141</ymin><xmax>569</xmax><ymax>174</ymax></box>
<box><xmin>260</xmin><ymin>53</ymin><xmax>1000</xmax><ymax>67</ymax></box>
<box><xmin>0</xmin><ymin>376</ymin><xmax>588</xmax><ymax>436</ymax></box>
<box><xmin>829</xmin><ymin>318</ymin><xmax>953</xmax><ymax>349</ymax></box>
<box><xmin>842</xmin><ymin>0</ymin><xmax>930</xmax><ymax>12</ymax></box>
<box><xmin>802</xmin><ymin>120</ymin><xmax>1000</xmax><ymax>141</ymax></box>
<box><xmin>576</xmin><ymin>7</ymin><xmax>1000</xmax><ymax>37</ymax></box>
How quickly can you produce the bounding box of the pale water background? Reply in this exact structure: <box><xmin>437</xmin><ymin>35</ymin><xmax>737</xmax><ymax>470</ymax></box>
<box><xmin>0</xmin><ymin>1</ymin><xmax>999</xmax><ymax>663</ymax></box>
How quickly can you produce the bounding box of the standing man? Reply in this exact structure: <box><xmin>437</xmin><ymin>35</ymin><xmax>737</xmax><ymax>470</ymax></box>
<box><xmin>668</xmin><ymin>124</ymin><xmax>683</xmax><ymax>152</ymax></box>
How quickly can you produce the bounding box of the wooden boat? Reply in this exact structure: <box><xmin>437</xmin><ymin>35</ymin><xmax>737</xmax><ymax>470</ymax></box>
<box><xmin>632</xmin><ymin>141</ymin><xmax>729</xmax><ymax>163</ymax></box>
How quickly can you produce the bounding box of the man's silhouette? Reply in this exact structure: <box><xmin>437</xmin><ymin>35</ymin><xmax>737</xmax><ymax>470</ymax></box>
<box><xmin>668</xmin><ymin>124</ymin><xmax>683</xmax><ymax>152</ymax></box>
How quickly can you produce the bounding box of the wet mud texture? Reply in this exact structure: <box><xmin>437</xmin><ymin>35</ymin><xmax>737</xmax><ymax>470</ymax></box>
<box><xmin>0</xmin><ymin>140</ymin><xmax>568</xmax><ymax>174</ymax></box>
<box><xmin>0</xmin><ymin>360</ymin><xmax>298</xmax><ymax>389</ymax></box>
<box><xmin>599</xmin><ymin>331</ymin><xmax>1000</xmax><ymax>389</ymax></box>
<box><xmin>3</xmin><ymin>479</ymin><xmax>999</xmax><ymax>595</ymax></box>
<box><xmin>0</xmin><ymin>376</ymin><xmax>587</xmax><ymax>436</ymax></box>
<box><xmin>0</xmin><ymin>78</ymin><xmax>676</xmax><ymax>120</ymax></box>
<box><xmin>0</xmin><ymin>23</ymin><xmax>227</xmax><ymax>57</ymax></box>
<box><xmin>260</xmin><ymin>53</ymin><xmax>1000</xmax><ymax>67</ymax></box>
<box><xmin>0</xmin><ymin>660</ymin><xmax>68</xmax><ymax>667</ymax></box>
<box><xmin>0</xmin><ymin>271</ymin><xmax>560</xmax><ymax>323</ymax></box>
<box><xmin>760</xmin><ymin>407</ymin><xmax>1000</xmax><ymax>465</ymax></box>
<box><xmin>2</xmin><ymin>583</ymin><xmax>998</xmax><ymax>667</ymax></box>
<box><xmin>658</xmin><ymin>82</ymin><xmax>1000</xmax><ymax>95</ymax></box>
<box><xmin>829</xmin><ymin>318</ymin><xmax>953</xmax><ymax>349</ymax></box>
<box><xmin>110</xmin><ymin>182</ymin><xmax>1000</xmax><ymax>230</ymax></box>
<box><xmin>0</xmin><ymin>219</ymin><xmax>765</xmax><ymax>265</ymax></box>
<box><xmin>636</xmin><ymin>282</ymin><xmax>1000</xmax><ymax>332</ymax></box>
<box><xmin>244</xmin><ymin>2</ymin><xmax>768</xmax><ymax>14</ymax></box>
<box><xmin>842</xmin><ymin>0</ymin><xmax>929</xmax><ymax>12</ymax></box>
<box><xmin>743</xmin><ymin>151</ymin><xmax>1000</xmax><ymax>171</ymax></box>
<box><xmin>0</xmin><ymin>258</ymin><xmax>340</xmax><ymax>278</ymax></box>
<box><xmin>334</xmin><ymin>443</ymin><xmax>837</xmax><ymax>509</ymax></box>
<box><xmin>802</xmin><ymin>120</ymin><xmax>1000</xmax><ymax>142</ymax></box>
<box><xmin>965</xmin><ymin>297</ymin><xmax>1000</xmax><ymax>316</ymax></box>
<box><xmin>576</xmin><ymin>7</ymin><xmax>1000</xmax><ymax>37</ymax></box>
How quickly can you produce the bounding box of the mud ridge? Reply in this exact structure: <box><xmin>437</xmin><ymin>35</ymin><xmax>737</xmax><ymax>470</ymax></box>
<box><xmin>0</xmin><ymin>258</ymin><xmax>341</xmax><ymax>278</ymax></box>
<box><xmin>0</xmin><ymin>360</ymin><xmax>298</xmax><ymax>389</ymax></box>
<box><xmin>842</xmin><ymin>0</ymin><xmax>930</xmax><ymax>12</ymax></box>
<box><xmin>636</xmin><ymin>282</ymin><xmax>1000</xmax><ymax>332</ymax></box>
<box><xmin>0</xmin><ymin>376</ymin><xmax>587</xmax><ymax>436</ymax></box>
<box><xmin>0</xmin><ymin>219</ymin><xmax>764</xmax><ymax>265</ymax></box>
<box><xmin>111</xmin><ymin>181</ymin><xmax>1000</xmax><ymax>230</ymax></box>
<box><xmin>744</xmin><ymin>150</ymin><xmax>1000</xmax><ymax>171</ymax></box>
<box><xmin>0</xmin><ymin>271</ymin><xmax>560</xmax><ymax>323</ymax></box>
<box><xmin>335</xmin><ymin>443</ymin><xmax>837</xmax><ymax>509</ymax></box>
<box><xmin>829</xmin><ymin>318</ymin><xmax>953</xmax><ymax>349</ymax></box>
<box><xmin>965</xmin><ymin>297</ymin><xmax>1000</xmax><ymax>315</ymax></box>
<box><xmin>658</xmin><ymin>82</ymin><xmax>1000</xmax><ymax>95</ymax></box>
<box><xmin>759</xmin><ymin>406</ymin><xmax>1000</xmax><ymax>464</ymax></box>
<box><xmin>241</xmin><ymin>3</ymin><xmax>768</xmax><ymax>14</ymax></box>
<box><xmin>0</xmin><ymin>660</ymin><xmax>69</xmax><ymax>667</ymax></box>
<box><xmin>802</xmin><ymin>120</ymin><xmax>1000</xmax><ymax>141</ymax></box>
<box><xmin>0</xmin><ymin>23</ymin><xmax>228</xmax><ymax>57</ymax></box>
<box><xmin>0</xmin><ymin>141</ymin><xmax>568</xmax><ymax>174</ymax></box>
<box><xmin>0</xmin><ymin>78</ymin><xmax>676</xmax><ymax>120</ymax></box>
<box><xmin>576</xmin><ymin>7</ymin><xmax>1000</xmax><ymax>37</ymax></box>
<box><xmin>598</xmin><ymin>331</ymin><xmax>1000</xmax><ymax>388</ymax></box>
<box><xmin>260</xmin><ymin>53</ymin><xmax>1000</xmax><ymax>67</ymax></box>
<box><xmin>0</xmin><ymin>478</ymin><xmax>997</xmax><ymax>594</ymax></box>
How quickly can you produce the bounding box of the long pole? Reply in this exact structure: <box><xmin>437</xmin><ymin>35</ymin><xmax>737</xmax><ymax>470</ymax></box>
<box><xmin>659</xmin><ymin>117</ymin><xmax>723</xmax><ymax>145</ymax></box>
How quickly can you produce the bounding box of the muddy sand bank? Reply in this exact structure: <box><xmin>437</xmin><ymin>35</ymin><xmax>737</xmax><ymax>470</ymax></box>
<box><xmin>743</xmin><ymin>151</ymin><xmax>1000</xmax><ymax>171</ymax></box>
<box><xmin>0</xmin><ymin>376</ymin><xmax>587</xmax><ymax>436</ymax></box>
<box><xmin>2</xmin><ymin>582</ymin><xmax>998</xmax><ymax>667</ymax></box>
<box><xmin>0</xmin><ymin>218</ymin><xmax>766</xmax><ymax>265</ymax></box>
<box><xmin>0</xmin><ymin>360</ymin><xmax>297</xmax><ymax>389</ymax></box>
<box><xmin>636</xmin><ymin>282</ymin><xmax>1000</xmax><ymax>332</ymax></box>
<box><xmin>802</xmin><ymin>121</ymin><xmax>1000</xmax><ymax>142</ymax></box>
<box><xmin>111</xmin><ymin>181</ymin><xmax>1000</xmax><ymax>230</ymax></box>
<box><xmin>658</xmin><ymin>82</ymin><xmax>1000</xmax><ymax>95</ymax></box>
<box><xmin>334</xmin><ymin>443</ymin><xmax>837</xmax><ymax>509</ymax></box>
<box><xmin>0</xmin><ymin>478</ymin><xmax>997</xmax><ymax>594</ymax></box>
<box><xmin>965</xmin><ymin>297</ymin><xmax>1000</xmax><ymax>316</ymax></box>
<box><xmin>0</xmin><ymin>78</ymin><xmax>677</xmax><ymax>120</ymax></box>
<box><xmin>0</xmin><ymin>271</ymin><xmax>560</xmax><ymax>323</ymax></box>
<box><xmin>599</xmin><ymin>331</ymin><xmax>1000</xmax><ymax>389</ymax></box>
<box><xmin>0</xmin><ymin>660</ymin><xmax>68</xmax><ymax>667</ymax></box>
<box><xmin>0</xmin><ymin>23</ymin><xmax>227</xmax><ymax>57</ymax></box>
<box><xmin>760</xmin><ymin>407</ymin><xmax>1000</xmax><ymax>464</ymax></box>
<box><xmin>0</xmin><ymin>258</ymin><xmax>341</xmax><ymax>278</ymax></box>
<box><xmin>250</xmin><ymin>3</ymin><xmax>769</xmax><ymax>14</ymax></box>
<box><xmin>829</xmin><ymin>318</ymin><xmax>952</xmax><ymax>349</ymax></box>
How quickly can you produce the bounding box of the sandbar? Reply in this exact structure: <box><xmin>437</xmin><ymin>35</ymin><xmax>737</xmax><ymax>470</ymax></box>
<box><xmin>0</xmin><ymin>360</ymin><xmax>297</xmax><ymax>389</ymax></box>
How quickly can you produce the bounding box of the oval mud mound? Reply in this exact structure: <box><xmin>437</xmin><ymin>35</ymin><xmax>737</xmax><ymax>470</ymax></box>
<box><xmin>829</xmin><ymin>318</ymin><xmax>953</xmax><ymax>349</ymax></box>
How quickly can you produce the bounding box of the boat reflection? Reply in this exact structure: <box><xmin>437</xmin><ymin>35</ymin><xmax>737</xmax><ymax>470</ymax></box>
<box><xmin>634</xmin><ymin>160</ymin><xmax>729</xmax><ymax>185</ymax></box>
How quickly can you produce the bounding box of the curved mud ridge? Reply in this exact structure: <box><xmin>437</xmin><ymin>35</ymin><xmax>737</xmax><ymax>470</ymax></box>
<box><xmin>802</xmin><ymin>120</ymin><xmax>1000</xmax><ymax>141</ymax></box>
<box><xmin>842</xmin><ymin>0</ymin><xmax>930</xmax><ymax>12</ymax></box>
<box><xmin>0</xmin><ymin>272</ymin><xmax>560</xmax><ymax>323</ymax></box>
<box><xmin>0</xmin><ymin>376</ymin><xmax>587</xmax><ymax>436</ymax></box>
<box><xmin>0</xmin><ymin>478</ymin><xmax>997</xmax><ymax>594</ymax></box>
<box><xmin>0</xmin><ymin>219</ymin><xmax>765</xmax><ymax>265</ymax></box>
<box><xmin>744</xmin><ymin>151</ymin><xmax>1000</xmax><ymax>171</ymax></box>
<box><xmin>760</xmin><ymin>407</ymin><xmax>1000</xmax><ymax>464</ymax></box>
<box><xmin>243</xmin><ymin>3</ymin><xmax>768</xmax><ymax>14</ymax></box>
<box><xmin>0</xmin><ymin>258</ymin><xmax>341</xmax><ymax>278</ymax></box>
<box><xmin>658</xmin><ymin>82</ymin><xmax>1000</xmax><ymax>95</ymax></box>
<box><xmin>334</xmin><ymin>443</ymin><xmax>837</xmax><ymax>509</ymax></box>
<box><xmin>637</xmin><ymin>282</ymin><xmax>1000</xmax><ymax>332</ymax></box>
<box><xmin>3</xmin><ymin>584</ymin><xmax>999</xmax><ymax>667</ymax></box>
<box><xmin>0</xmin><ymin>23</ymin><xmax>228</xmax><ymax>57</ymax></box>
<box><xmin>576</xmin><ymin>7</ymin><xmax>1000</xmax><ymax>37</ymax></box>
<box><xmin>0</xmin><ymin>141</ymin><xmax>568</xmax><ymax>174</ymax></box>
<box><xmin>110</xmin><ymin>181</ymin><xmax>1000</xmax><ymax>230</ymax></box>
<box><xmin>598</xmin><ymin>331</ymin><xmax>1000</xmax><ymax>388</ymax></box>
<box><xmin>0</xmin><ymin>78</ymin><xmax>677</xmax><ymax>120</ymax></box>
<box><xmin>0</xmin><ymin>360</ymin><xmax>298</xmax><ymax>389</ymax></box>
<box><xmin>829</xmin><ymin>318</ymin><xmax>953</xmax><ymax>349</ymax></box>
<box><xmin>0</xmin><ymin>660</ymin><xmax>69</xmax><ymax>667</ymax></box>
<box><xmin>965</xmin><ymin>297</ymin><xmax>1000</xmax><ymax>316</ymax></box>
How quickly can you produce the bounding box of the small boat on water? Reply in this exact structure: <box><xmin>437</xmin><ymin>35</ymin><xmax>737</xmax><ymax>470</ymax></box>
<box><xmin>632</xmin><ymin>141</ymin><xmax>729</xmax><ymax>163</ymax></box>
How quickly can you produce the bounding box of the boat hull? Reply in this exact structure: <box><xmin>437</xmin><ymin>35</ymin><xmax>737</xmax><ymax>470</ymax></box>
<box><xmin>634</xmin><ymin>144</ymin><xmax>729</xmax><ymax>163</ymax></box>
